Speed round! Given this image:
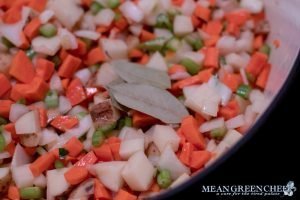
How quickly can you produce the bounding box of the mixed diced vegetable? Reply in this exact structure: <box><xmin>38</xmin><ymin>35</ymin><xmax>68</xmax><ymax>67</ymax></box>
<box><xmin>0</xmin><ymin>0</ymin><xmax>271</xmax><ymax>199</ymax></box>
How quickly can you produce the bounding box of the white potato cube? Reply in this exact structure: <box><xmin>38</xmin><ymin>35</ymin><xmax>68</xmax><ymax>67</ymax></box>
<box><xmin>173</xmin><ymin>16</ymin><xmax>194</xmax><ymax>36</ymax></box>
<box><xmin>94</xmin><ymin>9</ymin><xmax>115</xmax><ymax>26</ymax></box>
<box><xmin>119</xmin><ymin>138</ymin><xmax>145</xmax><ymax>160</ymax></box>
<box><xmin>122</xmin><ymin>151</ymin><xmax>155</xmax><ymax>191</ymax></box>
<box><xmin>47</xmin><ymin>168</ymin><xmax>70</xmax><ymax>197</ymax></box>
<box><xmin>12</xmin><ymin>164</ymin><xmax>34</xmax><ymax>188</ymax></box>
<box><xmin>152</xmin><ymin>125</ymin><xmax>180</xmax><ymax>153</ymax></box>
<box><xmin>32</xmin><ymin>36</ymin><xmax>61</xmax><ymax>56</ymax></box>
<box><xmin>15</xmin><ymin>110</ymin><xmax>41</xmax><ymax>135</ymax></box>
<box><xmin>93</xmin><ymin>161</ymin><xmax>126</xmax><ymax>192</ymax></box>
<box><xmin>158</xmin><ymin>145</ymin><xmax>190</xmax><ymax>180</ymax></box>
<box><xmin>146</xmin><ymin>52</ymin><xmax>168</xmax><ymax>71</ymax></box>
<box><xmin>222</xmin><ymin>129</ymin><xmax>242</xmax><ymax>147</ymax></box>
<box><xmin>95</xmin><ymin>63</ymin><xmax>119</xmax><ymax>87</ymax></box>
<box><xmin>101</xmin><ymin>39</ymin><xmax>128</xmax><ymax>60</ymax></box>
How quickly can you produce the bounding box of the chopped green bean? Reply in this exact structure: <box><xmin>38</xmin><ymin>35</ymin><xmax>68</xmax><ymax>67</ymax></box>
<box><xmin>157</xmin><ymin>169</ymin><xmax>172</xmax><ymax>189</ymax></box>
<box><xmin>90</xmin><ymin>1</ymin><xmax>103</xmax><ymax>15</ymax></box>
<box><xmin>26</xmin><ymin>48</ymin><xmax>36</xmax><ymax>60</ymax></box>
<box><xmin>44</xmin><ymin>90</ymin><xmax>59</xmax><ymax>108</ymax></box>
<box><xmin>0</xmin><ymin>117</ymin><xmax>7</xmax><ymax>126</ymax></box>
<box><xmin>180</xmin><ymin>58</ymin><xmax>202</xmax><ymax>75</ymax></box>
<box><xmin>210</xmin><ymin>127</ymin><xmax>227</xmax><ymax>140</ymax></box>
<box><xmin>259</xmin><ymin>44</ymin><xmax>271</xmax><ymax>56</ymax></box>
<box><xmin>139</xmin><ymin>38</ymin><xmax>165</xmax><ymax>52</ymax></box>
<box><xmin>124</xmin><ymin>117</ymin><xmax>132</xmax><ymax>127</ymax></box>
<box><xmin>54</xmin><ymin>160</ymin><xmax>65</xmax><ymax>169</ymax></box>
<box><xmin>99</xmin><ymin>122</ymin><xmax>117</xmax><ymax>134</ymax></box>
<box><xmin>0</xmin><ymin>132</ymin><xmax>6</xmax><ymax>152</ymax></box>
<box><xmin>156</xmin><ymin>14</ymin><xmax>172</xmax><ymax>30</ymax></box>
<box><xmin>39</xmin><ymin>23</ymin><xmax>57</xmax><ymax>38</ymax></box>
<box><xmin>92</xmin><ymin>129</ymin><xmax>105</xmax><ymax>147</ymax></box>
<box><xmin>108</xmin><ymin>0</ymin><xmax>120</xmax><ymax>9</ymax></box>
<box><xmin>20</xmin><ymin>187</ymin><xmax>44</xmax><ymax>199</ymax></box>
<box><xmin>236</xmin><ymin>84</ymin><xmax>252</xmax><ymax>99</ymax></box>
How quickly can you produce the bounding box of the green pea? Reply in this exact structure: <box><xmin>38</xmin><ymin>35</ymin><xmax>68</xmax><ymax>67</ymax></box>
<box><xmin>157</xmin><ymin>169</ymin><xmax>172</xmax><ymax>189</ymax></box>
<box><xmin>39</xmin><ymin>23</ymin><xmax>57</xmax><ymax>38</ymax></box>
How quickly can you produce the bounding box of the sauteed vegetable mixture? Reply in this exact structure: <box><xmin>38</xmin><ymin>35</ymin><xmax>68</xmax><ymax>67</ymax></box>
<box><xmin>0</xmin><ymin>0</ymin><xmax>271</xmax><ymax>199</ymax></box>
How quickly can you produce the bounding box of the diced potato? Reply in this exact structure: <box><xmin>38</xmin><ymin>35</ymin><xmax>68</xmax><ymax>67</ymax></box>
<box><xmin>173</xmin><ymin>15</ymin><xmax>194</xmax><ymax>36</ymax></box>
<box><xmin>146</xmin><ymin>52</ymin><xmax>168</xmax><ymax>71</ymax></box>
<box><xmin>32</xmin><ymin>36</ymin><xmax>61</xmax><ymax>56</ymax></box>
<box><xmin>222</xmin><ymin>129</ymin><xmax>242</xmax><ymax>147</ymax></box>
<box><xmin>9</xmin><ymin>103</ymin><xmax>29</xmax><ymax>123</ymax></box>
<box><xmin>47</xmin><ymin>168</ymin><xmax>70</xmax><ymax>197</ymax></box>
<box><xmin>12</xmin><ymin>164</ymin><xmax>34</xmax><ymax>188</ymax></box>
<box><xmin>119</xmin><ymin>138</ymin><xmax>145</xmax><ymax>160</ymax></box>
<box><xmin>122</xmin><ymin>151</ymin><xmax>155</xmax><ymax>191</ymax></box>
<box><xmin>93</xmin><ymin>161</ymin><xmax>126</xmax><ymax>192</ymax></box>
<box><xmin>184</xmin><ymin>84</ymin><xmax>221</xmax><ymax>117</ymax></box>
<box><xmin>33</xmin><ymin>174</ymin><xmax>47</xmax><ymax>188</ymax></box>
<box><xmin>170</xmin><ymin>173</ymin><xmax>190</xmax><ymax>188</ymax></box>
<box><xmin>152</xmin><ymin>125</ymin><xmax>180</xmax><ymax>153</ymax></box>
<box><xmin>95</xmin><ymin>63</ymin><xmax>119</xmax><ymax>87</ymax></box>
<box><xmin>15</xmin><ymin>110</ymin><xmax>41</xmax><ymax>135</ymax></box>
<box><xmin>11</xmin><ymin>144</ymin><xmax>32</xmax><ymax>167</ymax></box>
<box><xmin>94</xmin><ymin>9</ymin><xmax>115</xmax><ymax>26</ymax></box>
<box><xmin>120</xmin><ymin>1</ymin><xmax>144</xmax><ymax>23</ymax></box>
<box><xmin>100</xmin><ymin>38</ymin><xmax>128</xmax><ymax>60</ymax></box>
<box><xmin>158</xmin><ymin>145</ymin><xmax>190</xmax><ymax>180</ymax></box>
<box><xmin>48</xmin><ymin>0</ymin><xmax>84</xmax><ymax>29</ymax></box>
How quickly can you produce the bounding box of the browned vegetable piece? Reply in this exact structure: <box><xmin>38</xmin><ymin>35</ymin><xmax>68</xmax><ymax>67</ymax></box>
<box><xmin>90</xmin><ymin>99</ymin><xmax>120</xmax><ymax>127</ymax></box>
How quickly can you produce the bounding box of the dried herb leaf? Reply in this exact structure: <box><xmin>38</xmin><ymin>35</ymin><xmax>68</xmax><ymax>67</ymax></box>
<box><xmin>110</xmin><ymin>83</ymin><xmax>189</xmax><ymax>123</ymax></box>
<box><xmin>111</xmin><ymin>61</ymin><xmax>171</xmax><ymax>89</ymax></box>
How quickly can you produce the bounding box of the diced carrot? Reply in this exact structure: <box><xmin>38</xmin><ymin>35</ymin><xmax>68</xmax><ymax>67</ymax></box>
<box><xmin>9</xmin><ymin>84</ymin><xmax>27</xmax><ymax>102</ymax></box>
<box><xmin>4</xmin><ymin>123</ymin><xmax>17</xmax><ymax>140</ymax></box>
<box><xmin>75</xmin><ymin>151</ymin><xmax>98</xmax><ymax>167</ymax></box>
<box><xmin>179</xmin><ymin>142</ymin><xmax>195</xmax><ymax>166</ymax></box>
<box><xmin>246</xmin><ymin>52</ymin><xmax>268</xmax><ymax>77</ymax></box>
<box><xmin>168</xmin><ymin>64</ymin><xmax>187</xmax><ymax>75</ymax></box>
<box><xmin>195</xmin><ymin>113</ymin><xmax>206</xmax><ymax>126</ymax></box>
<box><xmin>5</xmin><ymin>142</ymin><xmax>16</xmax><ymax>156</ymax></box>
<box><xmin>171</xmin><ymin>0</ymin><xmax>184</xmax><ymax>6</ymax></box>
<box><xmin>63</xmin><ymin>137</ymin><xmax>84</xmax><ymax>157</ymax></box>
<box><xmin>132</xmin><ymin>111</ymin><xmax>160</xmax><ymax>128</ymax></box>
<box><xmin>226</xmin><ymin>22</ymin><xmax>240</xmax><ymax>36</ymax></box>
<box><xmin>219</xmin><ymin>99</ymin><xmax>240</xmax><ymax>120</ymax></box>
<box><xmin>109</xmin><ymin>142</ymin><xmax>121</xmax><ymax>161</ymax></box>
<box><xmin>93</xmin><ymin>143</ymin><xmax>113</xmax><ymax>161</ymax></box>
<box><xmin>69</xmin><ymin>39</ymin><xmax>87</xmax><ymax>57</ymax></box>
<box><xmin>114</xmin><ymin>15</ymin><xmax>128</xmax><ymax>31</ymax></box>
<box><xmin>0</xmin><ymin>73</ymin><xmax>11</xmax><ymax>97</ymax></box>
<box><xmin>129</xmin><ymin>48</ymin><xmax>144</xmax><ymax>59</ymax></box>
<box><xmin>61</xmin><ymin>78</ymin><xmax>70</xmax><ymax>90</ymax></box>
<box><xmin>96</xmin><ymin>25</ymin><xmax>111</xmax><ymax>33</ymax></box>
<box><xmin>24</xmin><ymin>76</ymin><xmax>49</xmax><ymax>101</ymax></box>
<box><xmin>81</xmin><ymin>0</ymin><xmax>92</xmax><ymax>7</ymax></box>
<box><xmin>181</xmin><ymin>116</ymin><xmax>206</xmax><ymax>150</ymax></box>
<box><xmin>19</xmin><ymin>32</ymin><xmax>30</xmax><ymax>49</ymax></box>
<box><xmin>85</xmin><ymin>47</ymin><xmax>106</xmax><ymax>65</ymax></box>
<box><xmin>29</xmin><ymin>152</ymin><xmax>56</xmax><ymax>177</ymax></box>
<box><xmin>191</xmin><ymin>14</ymin><xmax>201</xmax><ymax>27</ymax></box>
<box><xmin>58</xmin><ymin>54</ymin><xmax>82</xmax><ymax>78</ymax></box>
<box><xmin>203</xmin><ymin>20</ymin><xmax>223</xmax><ymax>36</ymax></box>
<box><xmin>38</xmin><ymin>108</ymin><xmax>48</xmax><ymax>128</ymax></box>
<box><xmin>114</xmin><ymin>189</ymin><xmax>137</xmax><ymax>200</ymax></box>
<box><xmin>59</xmin><ymin>49</ymin><xmax>69</xmax><ymax>61</ymax></box>
<box><xmin>50</xmin><ymin>115</ymin><xmax>79</xmax><ymax>132</ymax></box>
<box><xmin>253</xmin><ymin>35</ymin><xmax>264</xmax><ymax>50</ymax></box>
<box><xmin>9</xmin><ymin>50</ymin><xmax>36</xmax><ymax>83</ymax></box>
<box><xmin>209</xmin><ymin>0</ymin><xmax>216</xmax><ymax>7</ymax></box>
<box><xmin>8</xmin><ymin>185</ymin><xmax>20</xmax><ymax>200</ymax></box>
<box><xmin>0</xmin><ymin>100</ymin><xmax>13</xmax><ymax>118</ymax></box>
<box><xmin>64</xmin><ymin>166</ymin><xmax>89</xmax><ymax>185</ymax></box>
<box><xmin>221</xmin><ymin>72</ymin><xmax>242</xmax><ymax>91</ymax></box>
<box><xmin>140</xmin><ymin>30</ymin><xmax>155</xmax><ymax>42</ymax></box>
<box><xmin>172</xmin><ymin>75</ymin><xmax>202</xmax><ymax>91</ymax></box>
<box><xmin>204</xmin><ymin>47</ymin><xmax>219</xmax><ymax>68</ymax></box>
<box><xmin>226</xmin><ymin>9</ymin><xmax>250</xmax><ymax>26</ymax></box>
<box><xmin>138</xmin><ymin>54</ymin><xmax>149</xmax><ymax>65</ymax></box>
<box><xmin>35</xmin><ymin>58</ymin><xmax>55</xmax><ymax>81</ymax></box>
<box><xmin>194</xmin><ymin>5</ymin><xmax>211</xmax><ymax>22</ymax></box>
<box><xmin>177</xmin><ymin>128</ymin><xmax>186</xmax><ymax>148</ymax></box>
<box><xmin>204</xmin><ymin>35</ymin><xmax>219</xmax><ymax>47</ymax></box>
<box><xmin>28</xmin><ymin>0</ymin><xmax>47</xmax><ymax>12</ymax></box>
<box><xmin>66</xmin><ymin>78</ymin><xmax>87</xmax><ymax>106</ymax></box>
<box><xmin>2</xmin><ymin>5</ymin><xmax>22</xmax><ymax>24</ymax></box>
<box><xmin>24</xmin><ymin>17</ymin><xmax>41</xmax><ymax>40</ymax></box>
<box><xmin>94</xmin><ymin>179</ymin><xmax>112</xmax><ymax>200</ymax></box>
<box><xmin>190</xmin><ymin>151</ymin><xmax>211</xmax><ymax>169</ymax></box>
<box><xmin>256</xmin><ymin>63</ymin><xmax>271</xmax><ymax>89</ymax></box>
<box><xmin>107</xmin><ymin>136</ymin><xmax>121</xmax><ymax>144</ymax></box>
<box><xmin>24</xmin><ymin>147</ymin><xmax>36</xmax><ymax>156</ymax></box>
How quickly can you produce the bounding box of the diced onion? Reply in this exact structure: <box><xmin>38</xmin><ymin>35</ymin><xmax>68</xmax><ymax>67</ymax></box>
<box><xmin>120</xmin><ymin>1</ymin><xmax>144</xmax><ymax>23</ymax></box>
<box><xmin>74</xmin><ymin>30</ymin><xmax>100</xmax><ymax>40</ymax></box>
<box><xmin>199</xmin><ymin>118</ymin><xmax>225</xmax><ymax>133</ymax></box>
<box><xmin>225</xmin><ymin>114</ymin><xmax>245</xmax><ymax>129</ymax></box>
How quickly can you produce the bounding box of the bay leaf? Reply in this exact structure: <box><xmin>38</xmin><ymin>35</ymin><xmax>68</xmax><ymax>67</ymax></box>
<box><xmin>110</xmin><ymin>83</ymin><xmax>189</xmax><ymax>124</ymax></box>
<box><xmin>111</xmin><ymin>60</ymin><xmax>171</xmax><ymax>89</ymax></box>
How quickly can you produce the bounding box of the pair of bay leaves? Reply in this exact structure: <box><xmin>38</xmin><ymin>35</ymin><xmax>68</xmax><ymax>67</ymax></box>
<box><xmin>107</xmin><ymin>61</ymin><xmax>189</xmax><ymax>124</ymax></box>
